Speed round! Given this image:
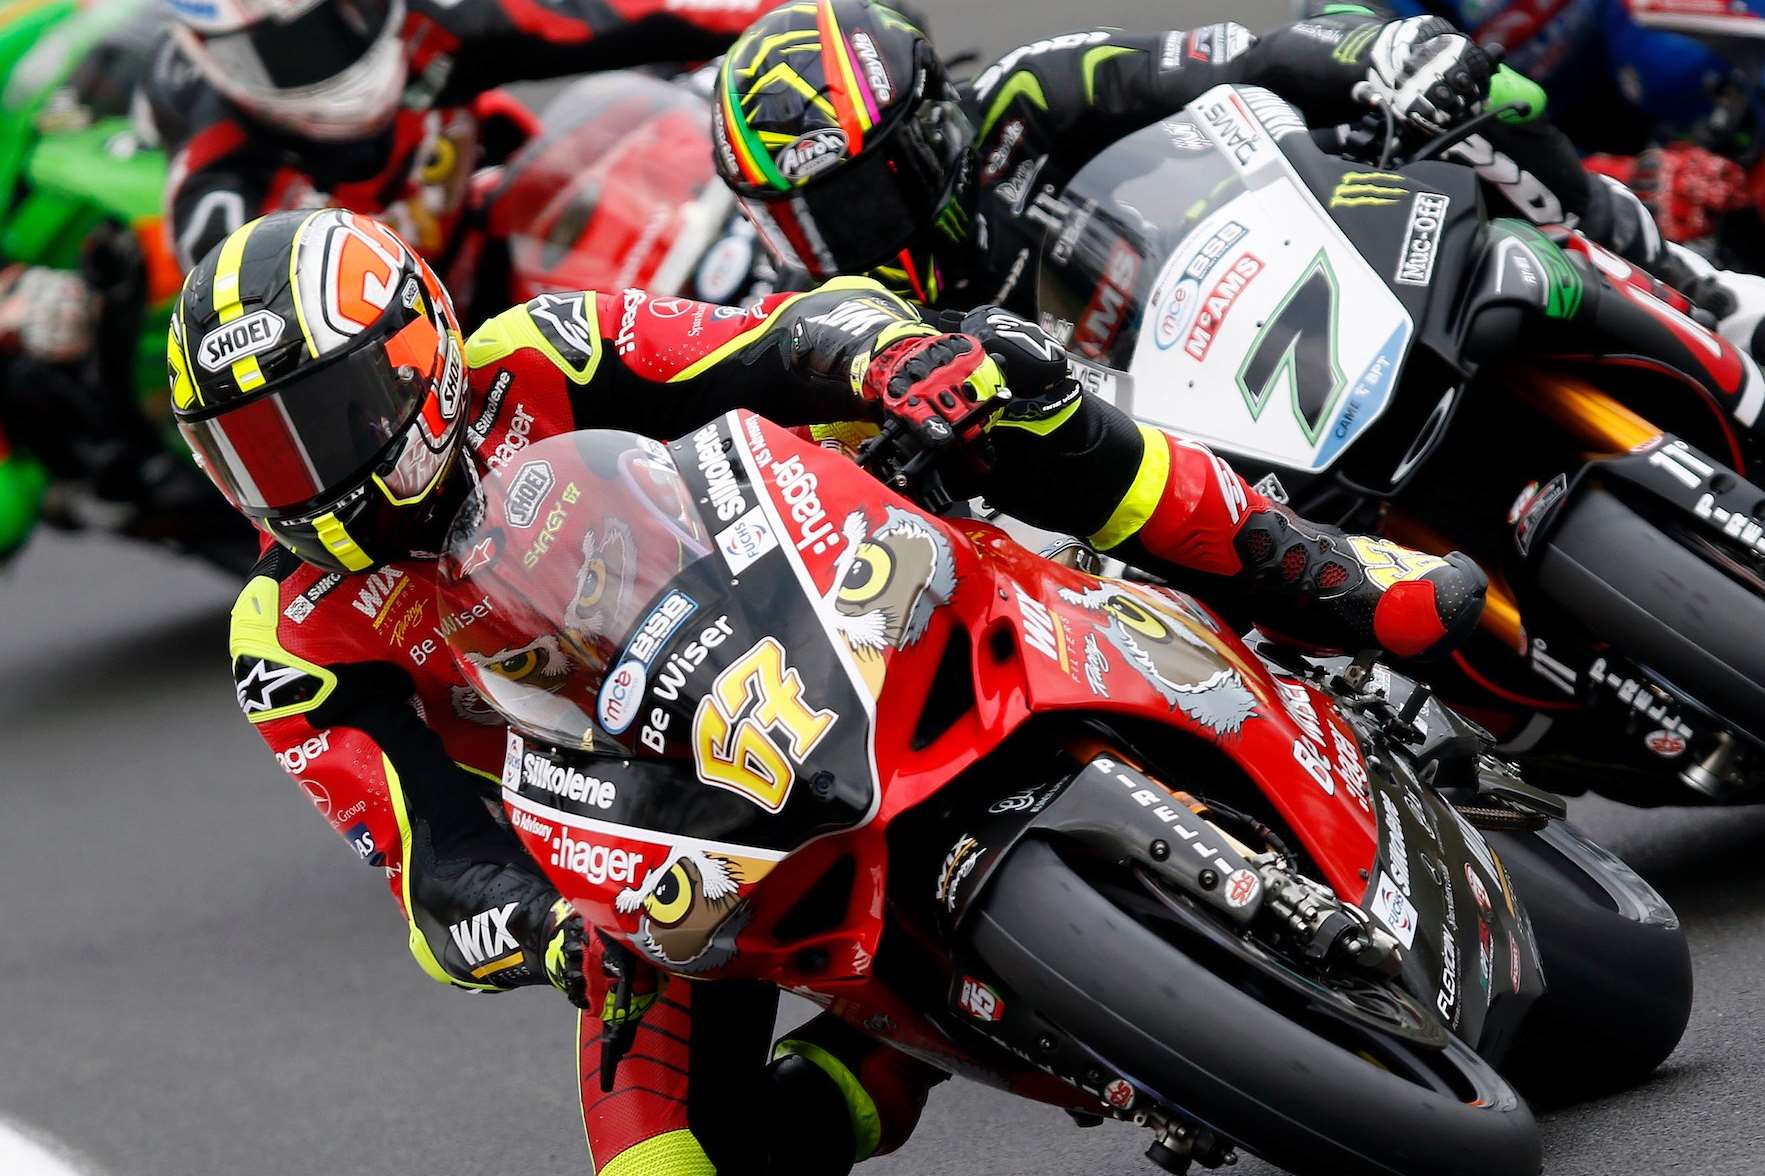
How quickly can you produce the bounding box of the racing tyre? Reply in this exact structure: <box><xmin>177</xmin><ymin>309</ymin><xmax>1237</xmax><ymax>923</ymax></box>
<box><xmin>1487</xmin><ymin>825</ymin><xmax>1692</xmax><ymax>1104</ymax></box>
<box><xmin>969</xmin><ymin>838</ymin><xmax>1542</xmax><ymax>1176</ymax></box>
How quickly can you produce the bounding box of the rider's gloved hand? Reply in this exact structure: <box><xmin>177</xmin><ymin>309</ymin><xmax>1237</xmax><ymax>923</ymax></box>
<box><xmin>859</xmin><ymin>329</ymin><xmax>1008</xmax><ymax>453</ymax></box>
<box><xmin>0</xmin><ymin>266</ymin><xmax>95</xmax><ymax>364</ymax></box>
<box><xmin>951</xmin><ymin>307</ymin><xmax>1082</xmax><ymax>429</ymax></box>
<box><xmin>540</xmin><ymin>897</ymin><xmax>592</xmax><ymax>1009</ymax></box>
<box><xmin>1367</xmin><ymin>17</ymin><xmax>1493</xmax><ymax>133</ymax></box>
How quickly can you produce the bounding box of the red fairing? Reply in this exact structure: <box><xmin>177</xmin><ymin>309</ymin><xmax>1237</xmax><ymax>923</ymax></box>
<box><xmin>493</xmin><ymin>93</ymin><xmax>723</xmax><ymax>300</ymax></box>
<box><xmin>500</xmin><ymin>415</ymin><xmax>1379</xmax><ymax>1000</ymax></box>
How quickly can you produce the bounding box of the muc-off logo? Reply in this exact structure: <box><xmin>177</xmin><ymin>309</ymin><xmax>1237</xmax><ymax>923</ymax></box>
<box><xmin>504</xmin><ymin>460</ymin><xmax>554</xmax><ymax>528</ymax></box>
<box><xmin>1395</xmin><ymin>192</ymin><xmax>1451</xmax><ymax>287</ymax></box>
<box><xmin>198</xmin><ymin>309</ymin><xmax>285</xmax><ymax>371</ymax></box>
<box><xmin>775</xmin><ymin>128</ymin><xmax>848</xmax><ymax>182</ymax></box>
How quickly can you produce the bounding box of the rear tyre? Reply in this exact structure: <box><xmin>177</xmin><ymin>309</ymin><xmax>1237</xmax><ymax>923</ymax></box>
<box><xmin>1534</xmin><ymin>483</ymin><xmax>1765</xmax><ymax>741</ymax></box>
<box><xmin>969</xmin><ymin>839</ymin><xmax>1542</xmax><ymax>1176</ymax></box>
<box><xmin>1485</xmin><ymin>827</ymin><xmax>1692</xmax><ymax>1105</ymax></box>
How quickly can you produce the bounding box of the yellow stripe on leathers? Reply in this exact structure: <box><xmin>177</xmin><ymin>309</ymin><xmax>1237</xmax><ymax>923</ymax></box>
<box><xmin>1090</xmin><ymin>423</ymin><xmax>1172</xmax><ymax>550</ymax></box>
<box><xmin>212</xmin><ymin>217</ymin><xmax>269</xmax><ymax>392</ymax></box>
<box><xmin>465</xmin><ymin>297</ymin><xmax>605</xmax><ymax>383</ymax></box>
<box><xmin>598</xmin><ymin>1129</ymin><xmax>716</xmax><ymax>1176</ymax></box>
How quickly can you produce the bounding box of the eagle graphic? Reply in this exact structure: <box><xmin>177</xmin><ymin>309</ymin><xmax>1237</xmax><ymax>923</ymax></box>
<box><xmin>823</xmin><ymin>507</ymin><xmax>956</xmax><ymax>696</ymax></box>
<box><xmin>1059</xmin><ymin>582</ymin><xmax>1257</xmax><ymax>736</ymax></box>
<box><xmin>614</xmin><ymin>848</ymin><xmax>750</xmax><ymax>973</ymax></box>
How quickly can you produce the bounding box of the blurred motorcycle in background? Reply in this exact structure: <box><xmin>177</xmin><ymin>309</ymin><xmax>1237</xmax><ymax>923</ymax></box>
<box><xmin>481</xmin><ymin>70</ymin><xmax>794</xmax><ymax>309</ymax></box>
<box><xmin>0</xmin><ymin>0</ymin><xmax>253</xmax><ymax>573</ymax></box>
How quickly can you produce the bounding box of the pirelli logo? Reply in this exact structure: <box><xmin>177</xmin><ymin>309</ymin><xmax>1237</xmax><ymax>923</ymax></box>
<box><xmin>1330</xmin><ymin>171</ymin><xmax>1408</xmax><ymax>208</ymax></box>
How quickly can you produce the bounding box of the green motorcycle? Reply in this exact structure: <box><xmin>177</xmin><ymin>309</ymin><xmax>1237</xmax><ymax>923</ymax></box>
<box><xmin>0</xmin><ymin>0</ymin><xmax>252</xmax><ymax>573</ymax></box>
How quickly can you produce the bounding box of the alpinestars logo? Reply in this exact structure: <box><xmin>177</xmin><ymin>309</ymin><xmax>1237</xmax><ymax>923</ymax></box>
<box><xmin>234</xmin><ymin>658</ymin><xmax>314</xmax><ymax>716</ymax></box>
<box><xmin>449</xmin><ymin>902</ymin><xmax>519</xmax><ymax>967</ymax></box>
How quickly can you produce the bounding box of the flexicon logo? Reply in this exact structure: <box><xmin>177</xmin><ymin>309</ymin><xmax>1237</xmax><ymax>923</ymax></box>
<box><xmin>1330</xmin><ymin>171</ymin><xmax>1408</xmax><ymax>208</ymax></box>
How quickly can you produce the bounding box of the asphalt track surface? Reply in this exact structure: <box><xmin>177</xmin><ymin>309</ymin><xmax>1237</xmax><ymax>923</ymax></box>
<box><xmin>6</xmin><ymin>3</ymin><xmax>1765</xmax><ymax>1173</ymax></box>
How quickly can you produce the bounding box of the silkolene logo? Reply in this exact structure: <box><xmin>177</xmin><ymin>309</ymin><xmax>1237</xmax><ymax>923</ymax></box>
<box><xmin>520</xmin><ymin>751</ymin><xmax>617</xmax><ymax>808</ymax></box>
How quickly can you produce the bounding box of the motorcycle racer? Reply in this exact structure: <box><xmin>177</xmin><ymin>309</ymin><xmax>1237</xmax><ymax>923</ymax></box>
<box><xmin>0</xmin><ymin>0</ymin><xmax>251</xmax><ymax>568</ymax></box>
<box><xmin>143</xmin><ymin>0</ymin><xmax>786</xmax><ymax>304</ymax></box>
<box><xmin>172</xmin><ymin>209</ymin><xmax>1484</xmax><ymax>1173</ymax></box>
<box><xmin>710</xmin><ymin>0</ymin><xmax>1661</xmax><ymax>313</ymax></box>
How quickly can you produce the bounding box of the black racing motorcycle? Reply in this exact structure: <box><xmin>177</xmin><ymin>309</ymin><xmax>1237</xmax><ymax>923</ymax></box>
<box><xmin>1034</xmin><ymin>83</ymin><xmax>1765</xmax><ymax>805</ymax></box>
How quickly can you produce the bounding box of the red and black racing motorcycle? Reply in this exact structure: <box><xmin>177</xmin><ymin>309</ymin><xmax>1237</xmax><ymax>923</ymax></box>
<box><xmin>436</xmin><ymin>414</ymin><xmax>1688</xmax><ymax>1176</ymax></box>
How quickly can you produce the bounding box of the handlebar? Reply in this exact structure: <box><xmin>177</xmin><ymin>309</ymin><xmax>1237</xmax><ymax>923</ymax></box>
<box><xmin>1342</xmin><ymin>94</ymin><xmax>1533</xmax><ymax>171</ymax></box>
<box><xmin>856</xmin><ymin>389</ymin><xmax>1011</xmax><ymax>515</ymax></box>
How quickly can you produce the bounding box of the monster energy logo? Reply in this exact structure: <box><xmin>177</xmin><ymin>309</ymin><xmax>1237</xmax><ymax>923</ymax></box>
<box><xmin>935</xmin><ymin>198</ymin><xmax>971</xmax><ymax>242</ymax></box>
<box><xmin>1332</xmin><ymin>22</ymin><xmax>1380</xmax><ymax>65</ymax></box>
<box><xmin>1330</xmin><ymin>171</ymin><xmax>1408</xmax><ymax>208</ymax></box>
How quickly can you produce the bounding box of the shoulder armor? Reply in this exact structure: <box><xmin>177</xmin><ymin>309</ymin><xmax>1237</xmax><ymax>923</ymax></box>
<box><xmin>229</xmin><ymin>575</ymin><xmax>338</xmax><ymax>724</ymax></box>
<box><xmin>466</xmin><ymin>293</ymin><xmax>604</xmax><ymax>384</ymax></box>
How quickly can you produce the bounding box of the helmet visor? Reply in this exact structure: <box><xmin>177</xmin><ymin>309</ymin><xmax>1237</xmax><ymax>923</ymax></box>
<box><xmin>179</xmin><ymin>309</ymin><xmax>450</xmax><ymax>513</ymax></box>
<box><xmin>739</xmin><ymin>97</ymin><xmax>971</xmax><ymax>279</ymax></box>
<box><xmin>200</xmin><ymin>0</ymin><xmax>398</xmax><ymax>89</ymax></box>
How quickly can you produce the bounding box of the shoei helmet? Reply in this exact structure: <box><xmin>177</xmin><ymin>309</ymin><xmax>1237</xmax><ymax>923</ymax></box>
<box><xmin>170</xmin><ymin>208</ymin><xmax>468</xmax><ymax>573</ymax></box>
<box><xmin>712</xmin><ymin>0</ymin><xmax>974</xmax><ymax>299</ymax></box>
<box><xmin>167</xmin><ymin>0</ymin><xmax>407</xmax><ymax>141</ymax></box>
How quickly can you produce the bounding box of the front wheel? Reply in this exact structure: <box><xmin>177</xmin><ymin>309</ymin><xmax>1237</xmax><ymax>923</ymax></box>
<box><xmin>969</xmin><ymin>839</ymin><xmax>1541</xmax><ymax>1176</ymax></box>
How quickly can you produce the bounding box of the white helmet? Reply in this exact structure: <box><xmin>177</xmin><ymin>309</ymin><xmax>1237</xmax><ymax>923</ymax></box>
<box><xmin>167</xmin><ymin>0</ymin><xmax>408</xmax><ymax>141</ymax></box>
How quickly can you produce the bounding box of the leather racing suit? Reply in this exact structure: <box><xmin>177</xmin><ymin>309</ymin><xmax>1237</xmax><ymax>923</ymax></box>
<box><xmin>229</xmin><ymin>277</ymin><xmax>1480</xmax><ymax>1174</ymax></box>
<box><xmin>898</xmin><ymin>7</ymin><xmax>1659</xmax><ymax>314</ymax></box>
<box><xmin>143</xmin><ymin>0</ymin><xmax>780</xmax><ymax>296</ymax></box>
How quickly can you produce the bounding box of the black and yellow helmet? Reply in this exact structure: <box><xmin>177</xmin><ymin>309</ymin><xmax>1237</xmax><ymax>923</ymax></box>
<box><xmin>712</xmin><ymin>0</ymin><xmax>974</xmax><ymax>296</ymax></box>
<box><xmin>169</xmin><ymin>208</ymin><xmax>468</xmax><ymax>574</ymax></box>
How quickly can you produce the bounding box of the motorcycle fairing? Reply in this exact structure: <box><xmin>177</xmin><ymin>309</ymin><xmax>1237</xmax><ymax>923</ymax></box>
<box><xmin>1548</xmin><ymin>234</ymin><xmax>1765</xmax><ymax>442</ymax></box>
<box><xmin>1045</xmin><ymin>87</ymin><xmax>1420</xmax><ymax>476</ymax></box>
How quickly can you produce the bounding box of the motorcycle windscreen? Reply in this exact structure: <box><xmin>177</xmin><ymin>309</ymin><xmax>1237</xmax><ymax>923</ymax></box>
<box><xmin>438</xmin><ymin>429</ymin><xmax>876</xmax><ymax>856</ymax></box>
<box><xmin>491</xmin><ymin>72</ymin><xmax>738</xmax><ymax>300</ymax></box>
<box><xmin>1039</xmin><ymin>89</ymin><xmax>1414</xmax><ymax>474</ymax></box>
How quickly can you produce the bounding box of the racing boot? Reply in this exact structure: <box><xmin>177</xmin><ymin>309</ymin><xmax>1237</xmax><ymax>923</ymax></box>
<box><xmin>1104</xmin><ymin>429</ymin><xmax>1486</xmax><ymax>660</ymax></box>
<box><xmin>1229</xmin><ymin>503</ymin><xmax>1487</xmax><ymax>661</ymax></box>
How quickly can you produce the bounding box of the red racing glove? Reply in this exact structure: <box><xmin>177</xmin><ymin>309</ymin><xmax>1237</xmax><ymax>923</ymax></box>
<box><xmin>859</xmin><ymin>331</ymin><xmax>1008</xmax><ymax>452</ymax></box>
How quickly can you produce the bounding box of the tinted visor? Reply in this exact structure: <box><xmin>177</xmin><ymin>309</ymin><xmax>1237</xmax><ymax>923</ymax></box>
<box><xmin>180</xmin><ymin>313</ymin><xmax>441</xmax><ymax>513</ymax></box>
<box><xmin>204</xmin><ymin>0</ymin><xmax>395</xmax><ymax>90</ymax></box>
<box><xmin>742</xmin><ymin>97</ymin><xmax>971</xmax><ymax>278</ymax></box>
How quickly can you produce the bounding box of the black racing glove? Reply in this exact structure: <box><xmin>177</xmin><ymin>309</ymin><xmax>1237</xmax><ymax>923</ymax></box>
<box><xmin>541</xmin><ymin>897</ymin><xmax>591</xmax><ymax>1009</ymax></box>
<box><xmin>952</xmin><ymin>307</ymin><xmax>1082</xmax><ymax>430</ymax></box>
<box><xmin>1367</xmin><ymin>17</ymin><xmax>1493</xmax><ymax>132</ymax></box>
